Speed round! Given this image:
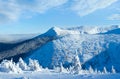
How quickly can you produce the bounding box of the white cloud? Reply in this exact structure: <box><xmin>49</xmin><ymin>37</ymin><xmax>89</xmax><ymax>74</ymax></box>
<box><xmin>108</xmin><ymin>14</ymin><xmax>120</xmax><ymax>20</ymax></box>
<box><xmin>0</xmin><ymin>0</ymin><xmax>68</xmax><ymax>22</ymax></box>
<box><xmin>0</xmin><ymin>0</ymin><xmax>118</xmax><ymax>22</ymax></box>
<box><xmin>0</xmin><ymin>0</ymin><xmax>21</xmax><ymax>22</ymax></box>
<box><xmin>71</xmin><ymin>0</ymin><xmax>118</xmax><ymax>16</ymax></box>
<box><xmin>16</xmin><ymin>0</ymin><xmax>68</xmax><ymax>13</ymax></box>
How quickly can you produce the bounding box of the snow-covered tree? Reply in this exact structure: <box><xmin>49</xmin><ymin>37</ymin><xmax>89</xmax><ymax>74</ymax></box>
<box><xmin>53</xmin><ymin>66</ymin><xmax>60</xmax><ymax>72</ymax></box>
<box><xmin>94</xmin><ymin>69</ymin><xmax>98</xmax><ymax>74</ymax></box>
<box><xmin>29</xmin><ymin>59</ymin><xmax>42</xmax><ymax>71</ymax></box>
<box><xmin>89</xmin><ymin>66</ymin><xmax>94</xmax><ymax>73</ymax></box>
<box><xmin>68</xmin><ymin>66</ymin><xmax>74</xmax><ymax>74</ymax></box>
<box><xmin>17</xmin><ymin>58</ymin><xmax>28</xmax><ymax>70</ymax></box>
<box><xmin>59</xmin><ymin>63</ymin><xmax>64</xmax><ymax>72</ymax></box>
<box><xmin>111</xmin><ymin>66</ymin><xmax>116</xmax><ymax>73</ymax></box>
<box><xmin>98</xmin><ymin>70</ymin><xmax>102</xmax><ymax>74</ymax></box>
<box><xmin>103</xmin><ymin>67</ymin><xmax>108</xmax><ymax>74</ymax></box>
<box><xmin>59</xmin><ymin>63</ymin><xmax>68</xmax><ymax>73</ymax></box>
<box><xmin>72</xmin><ymin>55</ymin><xmax>82</xmax><ymax>74</ymax></box>
<box><xmin>0</xmin><ymin>59</ymin><xmax>22</xmax><ymax>73</ymax></box>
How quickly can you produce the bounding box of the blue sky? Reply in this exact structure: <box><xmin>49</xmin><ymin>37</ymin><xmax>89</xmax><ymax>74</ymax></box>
<box><xmin>0</xmin><ymin>0</ymin><xmax>120</xmax><ymax>34</ymax></box>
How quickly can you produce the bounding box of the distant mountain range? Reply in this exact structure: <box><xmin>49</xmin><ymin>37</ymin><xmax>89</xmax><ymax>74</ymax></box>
<box><xmin>0</xmin><ymin>25</ymin><xmax>120</xmax><ymax>72</ymax></box>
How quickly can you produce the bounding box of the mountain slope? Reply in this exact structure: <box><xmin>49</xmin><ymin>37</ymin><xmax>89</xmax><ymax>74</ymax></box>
<box><xmin>0</xmin><ymin>35</ymin><xmax>55</xmax><ymax>61</ymax></box>
<box><xmin>24</xmin><ymin>26</ymin><xmax>120</xmax><ymax>72</ymax></box>
<box><xmin>0</xmin><ymin>26</ymin><xmax>120</xmax><ymax>72</ymax></box>
<box><xmin>103</xmin><ymin>28</ymin><xmax>120</xmax><ymax>34</ymax></box>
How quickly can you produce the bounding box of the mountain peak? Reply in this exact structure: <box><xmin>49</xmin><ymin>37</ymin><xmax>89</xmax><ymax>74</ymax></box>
<box><xmin>44</xmin><ymin>27</ymin><xmax>63</xmax><ymax>37</ymax></box>
<box><xmin>43</xmin><ymin>25</ymin><xmax>120</xmax><ymax>37</ymax></box>
<box><xmin>44</xmin><ymin>27</ymin><xmax>80</xmax><ymax>37</ymax></box>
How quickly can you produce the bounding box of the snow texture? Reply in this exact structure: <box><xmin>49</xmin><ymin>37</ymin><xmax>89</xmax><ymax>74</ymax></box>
<box><xmin>25</xmin><ymin>25</ymin><xmax>120</xmax><ymax>72</ymax></box>
<box><xmin>0</xmin><ymin>59</ymin><xmax>119</xmax><ymax>79</ymax></box>
<box><xmin>0</xmin><ymin>25</ymin><xmax>120</xmax><ymax>79</ymax></box>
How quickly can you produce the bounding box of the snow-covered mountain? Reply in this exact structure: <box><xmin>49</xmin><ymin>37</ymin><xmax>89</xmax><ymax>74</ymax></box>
<box><xmin>67</xmin><ymin>25</ymin><xmax>120</xmax><ymax>34</ymax></box>
<box><xmin>24</xmin><ymin>26</ymin><xmax>120</xmax><ymax>71</ymax></box>
<box><xmin>0</xmin><ymin>25</ymin><xmax>120</xmax><ymax>72</ymax></box>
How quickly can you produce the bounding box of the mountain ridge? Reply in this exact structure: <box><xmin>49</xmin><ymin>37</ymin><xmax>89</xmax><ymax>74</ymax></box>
<box><xmin>0</xmin><ymin>25</ymin><xmax>120</xmax><ymax>72</ymax></box>
<box><xmin>24</xmin><ymin>26</ymin><xmax>120</xmax><ymax>71</ymax></box>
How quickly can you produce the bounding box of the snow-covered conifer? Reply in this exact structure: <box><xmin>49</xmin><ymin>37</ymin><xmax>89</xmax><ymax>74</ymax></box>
<box><xmin>59</xmin><ymin>63</ymin><xmax>64</xmax><ymax>72</ymax></box>
<box><xmin>94</xmin><ymin>68</ymin><xmax>98</xmax><ymax>74</ymax></box>
<box><xmin>111</xmin><ymin>66</ymin><xmax>116</xmax><ymax>73</ymax></box>
<box><xmin>0</xmin><ymin>59</ymin><xmax>22</xmax><ymax>73</ymax></box>
<box><xmin>89</xmin><ymin>66</ymin><xmax>94</xmax><ymax>73</ymax></box>
<box><xmin>69</xmin><ymin>66</ymin><xmax>74</xmax><ymax>74</ymax></box>
<box><xmin>72</xmin><ymin>55</ymin><xmax>82</xmax><ymax>74</ymax></box>
<box><xmin>103</xmin><ymin>67</ymin><xmax>107</xmax><ymax>74</ymax></box>
<box><xmin>17</xmin><ymin>57</ymin><xmax>28</xmax><ymax>70</ymax></box>
<box><xmin>98</xmin><ymin>70</ymin><xmax>102</xmax><ymax>74</ymax></box>
<box><xmin>29</xmin><ymin>59</ymin><xmax>42</xmax><ymax>71</ymax></box>
<box><xmin>59</xmin><ymin>63</ymin><xmax>68</xmax><ymax>73</ymax></box>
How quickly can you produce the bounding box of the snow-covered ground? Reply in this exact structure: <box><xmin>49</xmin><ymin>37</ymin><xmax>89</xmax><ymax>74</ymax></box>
<box><xmin>0</xmin><ymin>58</ymin><xmax>118</xmax><ymax>79</ymax></box>
<box><xmin>0</xmin><ymin>72</ymin><xmax>120</xmax><ymax>79</ymax></box>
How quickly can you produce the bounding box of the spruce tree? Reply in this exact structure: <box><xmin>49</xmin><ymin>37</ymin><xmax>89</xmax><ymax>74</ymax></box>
<box><xmin>29</xmin><ymin>59</ymin><xmax>41</xmax><ymax>71</ymax></box>
<box><xmin>72</xmin><ymin>55</ymin><xmax>81</xmax><ymax>74</ymax></box>
<box><xmin>111</xmin><ymin>66</ymin><xmax>116</xmax><ymax>73</ymax></box>
<box><xmin>17</xmin><ymin>58</ymin><xmax>28</xmax><ymax>70</ymax></box>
